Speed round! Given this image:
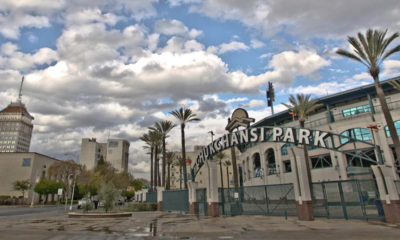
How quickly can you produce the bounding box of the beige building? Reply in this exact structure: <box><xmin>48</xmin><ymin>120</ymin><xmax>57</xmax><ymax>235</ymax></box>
<box><xmin>106</xmin><ymin>139</ymin><xmax>130</xmax><ymax>172</ymax></box>
<box><xmin>79</xmin><ymin>138</ymin><xmax>129</xmax><ymax>172</ymax></box>
<box><xmin>0</xmin><ymin>101</ymin><xmax>34</xmax><ymax>153</ymax></box>
<box><xmin>236</xmin><ymin>77</ymin><xmax>400</xmax><ymax>186</ymax></box>
<box><xmin>0</xmin><ymin>152</ymin><xmax>60</xmax><ymax>203</ymax></box>
<box><xmin>79</xmin><ymin>138</ymin><xmax>107</xmax><ymax>170</ymax></box>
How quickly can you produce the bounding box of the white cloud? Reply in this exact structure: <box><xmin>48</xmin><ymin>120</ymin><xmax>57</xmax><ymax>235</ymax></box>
<box><xmin>382</xmin><ymin>60</ymin><xmax>400</xmax><ymax>79</ymax></box>
<box><xmin>218</xmin><ymin>41</ymin><xmax>249</xmax><ymax>54</ymax></box>
<box><xmin>251</xmin><ymin>39</ymin><xmax>265</xmax><ymax>48</ymax></box>
<box><xmin>154</xmin><ymin>19</ymin><xmax>202</xmax><ymax>39</ymax></box>
<box><xmin>247</xmin><ymin>99</ymin><xmax>265</xmax><ymax>108</ymax></box>
<box><xmin>185</xmin><ymin>0</ymin><xmax>400</xmax><ymax>38</ymax></box>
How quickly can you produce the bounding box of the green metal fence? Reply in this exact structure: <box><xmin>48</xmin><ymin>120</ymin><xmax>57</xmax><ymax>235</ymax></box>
<box><xmin>162</xmin><ymin>189</ymin><xmax>189</xmax><ymax>212</ymax></box>
<box><xmin>219</xmin><ymin>184</ymin><xmax>297</xmax><ymax>217</ymax></box>
<box><xmin>196</xmin><ymin>188</ymin><xmax>207</xmax><ymax>215</ymax></box>
<box><xmin>312</xmin><ymin>180</ymin><xmax>384</xmax><ymax>220</ymax></box>
<box><xmin>146</xmin><ymin>191</ymin><xmax>157</xmax><ymax>203</ymax></box>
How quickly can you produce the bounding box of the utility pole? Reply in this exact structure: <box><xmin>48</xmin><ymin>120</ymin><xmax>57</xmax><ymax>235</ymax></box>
<box><xmin>208</xmin><ymin>130</ymin><xmax>214</xmax><ymax>142</ymax></box>
<box><xmin>266</xmin><ymin>81</ymin><xmax>275</xmax><ymax>115</ymax></box>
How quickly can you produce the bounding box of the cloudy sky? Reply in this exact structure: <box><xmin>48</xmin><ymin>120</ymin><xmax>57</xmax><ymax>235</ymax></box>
<box><xmin>1</xmin><ymin>0</ymin><xmax>400</xmax><ymax>179</ymax></box>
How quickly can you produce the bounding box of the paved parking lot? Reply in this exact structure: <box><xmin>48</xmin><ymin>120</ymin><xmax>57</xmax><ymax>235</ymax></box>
<box><xmin>0</xmin><ymin>208</ymin><xmax>399</xmax><ymax>239</ymax></box>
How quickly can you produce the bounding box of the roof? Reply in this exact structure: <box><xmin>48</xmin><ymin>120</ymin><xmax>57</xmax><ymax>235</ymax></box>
<box><xmin>253</xmin><ymin>76</ymin><xmax>400</xmax><ymax>128</ymax></box>
<box><xmin>0</xmin><ymin>101</ymin><xmax>34</xmax><ymax>119</ymax></box>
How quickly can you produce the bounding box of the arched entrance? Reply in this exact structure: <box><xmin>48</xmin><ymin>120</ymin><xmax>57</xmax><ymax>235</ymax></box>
<box><xmin>265</xmin><ymin>148</ymin><xmax>276</xmax><ymax>175</ymax></box>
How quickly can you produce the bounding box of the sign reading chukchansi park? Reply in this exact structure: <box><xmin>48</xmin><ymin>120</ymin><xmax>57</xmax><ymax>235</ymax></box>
<box><xmin>192</xmin><ymin>126</ymin><xmax>330</xmax><ymax>178</ymax></box>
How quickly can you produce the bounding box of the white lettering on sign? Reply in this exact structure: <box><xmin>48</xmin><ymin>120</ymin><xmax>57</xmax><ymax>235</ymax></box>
<box><xmin>272</xmin><ymin>127</ymin><xmax>283</xmax><ymax>141</ymax></box>
<box><xmin>194</xmin><ymin>126</ymin><xmax>331</xmax><ymax>176</ymax></box>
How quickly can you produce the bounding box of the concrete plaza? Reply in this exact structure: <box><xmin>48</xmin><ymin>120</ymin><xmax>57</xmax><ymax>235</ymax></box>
<box><xmin>0</xmin><ymin>208</ymin><xmax>399</xmax><ymax>239</ymax></box>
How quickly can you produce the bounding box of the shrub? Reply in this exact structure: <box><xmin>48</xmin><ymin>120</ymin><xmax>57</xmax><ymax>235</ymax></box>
<box><xmin>127</xmin><ymin>203</ymin><xmax>157</xmax><ymax>212</ymax></box>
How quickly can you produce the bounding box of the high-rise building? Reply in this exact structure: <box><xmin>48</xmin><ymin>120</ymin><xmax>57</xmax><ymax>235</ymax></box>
<box><xmin>0</xmin><ymin>76</ymin><xmax>34</xmax><ymax>153</ymax></box>
<box><xmin>79</xmin><ymin>138</ymin><xmax>107</xmax><ymax>170</ymax></box>
<box><xmin>0</xmin><ymin>102</ymin><xmax>34</xmax><ymax>153</ymax></box>
<box><xmin>79</xmin><ymin>138</ymin><xmax>129</xmax><ymax>172</ymax></box>
<box><xmin>106</xmin><ymin>139</ymin><xmax>130</xmax><ymax>172</ymax></box>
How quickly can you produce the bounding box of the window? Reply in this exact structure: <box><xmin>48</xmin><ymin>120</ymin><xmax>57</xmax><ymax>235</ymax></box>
<box><xmin>385</xmin><ymin>120</ymin><xmax>400</xmax><ymax>137</ymax></box>
<box><xmin>346</xmin><ymin>148</ymin><xmax>376</xmax><ymax>167</ymax></box>
<box><xmin>22</xmin><ymin>158</ymin><xmax>31</xmax><ymax>167</ymax></box>
<box><xmin>281</xmin><ymin>143</ymin><xmax>295</xmax><ymax>156</ymax></box>
<box><xmin>311</xmin><ymin>155</ymin><xmax>332</xmax><ymax>169</ymax></box>
<box><xmin>283</xmin><ymin>160</ymin><xmax>292</xmax><ymax>173</ymax></box>
<box><xmin>108</xmin><ymin>141</ymin><xmax>118</xmax><ymax>147</ymax></box>
<box><xmin>342</xmin><ymin>104</ymin><xmax>371</xmax><ymax>117</ymax></box>
<box><xmin>340</xmin><ymin>128</ymin><xmax>372</xmax><ymax>144</ymax></box>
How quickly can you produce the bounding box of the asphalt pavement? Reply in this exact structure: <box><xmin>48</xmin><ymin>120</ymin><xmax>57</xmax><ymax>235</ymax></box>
<box><xmin>0</xmin><ymin>205</ymin><xmax>67</xmax><ymax>217</ymax></box>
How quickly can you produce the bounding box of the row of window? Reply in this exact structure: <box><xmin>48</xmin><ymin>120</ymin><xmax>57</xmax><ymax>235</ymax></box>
<box><xmin>342</xmin><ymin>104</ymin><xmax>371</xmax><ymax>117</ymax></box>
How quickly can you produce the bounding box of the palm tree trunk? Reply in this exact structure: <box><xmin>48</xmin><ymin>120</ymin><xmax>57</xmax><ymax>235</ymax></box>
<box><xmin>226</xmin><ymin>166</ymin><xmax>230</xmax><ymax>189</ymax></box>
<box><xmin>179</xmin><ymin>166</ymin><xmax>182</xmax><ymax>190</ymax></box>
<box><xmin>150</xmin><ymin>147</ymin><xmax>154</xmax><ymax>191</ymax></box>
<box><xmin>154</xmin><ymin>145</ymin><xmax>158</xmax><ymax>188</ymax></box>
<box><xmin>167</xmin><ymin>163</ymin><xmax>171</xmax><ymax>190</ymax></box>
<box><xmin>300</xmin><ymin>120</ymin><xmax>313</xmax><ymax>198</ymax></box>
<box><xmin>373</xmin><ymin>76</ymin><xmax>400</xmax><ymax>166</ymax></box>
<box><xmin>219</xmin><ymin>160</ymin><xmax>224</xmax><ymax>189</ymax></box>
<box><xmin>181</xmin><ymin>124</ymin><xmax>188</xmax><ymax>189</ymax></box>
<box><xmin>230</xmin><ymin>135</ymin><xmax>239</xmax><ymax>188</ymax></box>
<box><xmin>162</xmin><ymin>137</ymin><xmax>166</xmax><ymax>187</ymax></box>
<box><xmin>158</xmin><ymin>163</ymin><xmax>161</xmax><ymax>186</ymax></box>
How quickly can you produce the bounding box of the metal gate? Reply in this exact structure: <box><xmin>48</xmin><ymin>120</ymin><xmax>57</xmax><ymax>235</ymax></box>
<box><xmin>162</xmin><ymin>189</ymin><xmax>189</xmax><ymax>212</ymax></box>
<box><xmin>146</xmin><ymin>191</ymin><xmax>157</xmax><ymax>203</ymax></box>
<box><xmin>219</xmin><ymin>184</ymin><xmax>297</xmax><ymax>217</ymax></box>
<box><xmin>312</xmin><ymin>180</ymin><xmax>385</xmax><ymax>220</ymax></box>
<box><xmin>196</xmin><ymin>188</ymin><xmax>207</xmax><ymax>215</ymax></box>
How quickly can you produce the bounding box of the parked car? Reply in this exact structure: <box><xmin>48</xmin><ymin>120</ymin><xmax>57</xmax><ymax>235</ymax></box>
<box><xmin>77</xmin><ymin>198</ymin><xmax>92</xmax><ymax>209</ymax></box>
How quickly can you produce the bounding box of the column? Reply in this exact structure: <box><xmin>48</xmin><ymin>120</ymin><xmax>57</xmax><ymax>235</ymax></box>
<box><xmin>289</xmin><ymin>146</ymin><xmax>314</xmax><ymax>221</ymax></box>
<box><xmin>371</xmin><ymin>165</ymin><xmax>400</xmax><ymax>223</ymax></box>
<box><xmin>206</xmin><ymin>160</ymin><xmax>219</xmax><ymax>217</ymax></box>
<box><xmin>376</xmin><ymin>127</ymin><xmax>399</xmax><ymax>180</ymax></box>
<box><xmin>188</xmin><ymin>181</ymin><xmax>198</xmax><ymax>214</ymax></box>
<box><xmin>156</xmin><ymin>187</ymin><xmax>164</xmax><ymax>211</ymax></box>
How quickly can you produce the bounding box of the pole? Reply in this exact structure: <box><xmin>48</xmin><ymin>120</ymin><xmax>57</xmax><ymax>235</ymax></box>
<box><xmin>69</xmin><ymin>175</ymin><xmax>76</xmax><ymax>211</ymax></box>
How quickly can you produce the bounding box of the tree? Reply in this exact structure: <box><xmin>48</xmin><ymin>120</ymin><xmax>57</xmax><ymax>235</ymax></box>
<box><xmin>130</xmin><ymin>179</ymin><xmax>143</xmax><ymax>191</ymax></box>
<box><xmin>174</xmin><ymin>156</ymin><xmax>185</xmax><ymax>189</ymax></box>
<box><xmin>337</xmin><ymin>29</ymin><xmax>400</xmax><ymax>166</ymax></box>
<box><xmin>283</xmin><ymin>94</ymin><xmax>323</xmax><ymax>196</ymax></box>
<box><xmin>148</xmin><ymin>130</ymin><xmax>162</xmax><ymax>189</ymax></box>
<box><xmin>215</xmin><ymin>152</ymin><xmax>225</xmax><ymax>189</ymax></box>
<box><xmin>140</xmin><ymin>132</ymin><xmax>153</xmax><ymax>191</ymax></box>
<box><xmin>12</xmin><ymin>180</ymin><xmax>30</xmax><ymax>199</ymax></box>
<box><xmin>34</xmin><ymin>179</ymin><xmax>63</xmax><ymax>203</ymax></box>
<box><xmin>149</xmin><ymin>120</ymin><xmax>176</xmax><ymax>187</ymax></box>
<box><xmin>223</xmin><ymin>160</ymin><xmax>232</xmax><ymax>189</ymax></box>
<box><xmin>165</xmin><ymin>152</ymin><xmax>175</xmax><ymax>190</ymax></box>
<box><xmin>98</xmin><ymin>182</ymin><xmax>119</xmax><ymax>213</ymax></box>
<box><xmin>170</xmin><ymin>107</ymin><xmax>200</xmax><ymax>189</ymax></box>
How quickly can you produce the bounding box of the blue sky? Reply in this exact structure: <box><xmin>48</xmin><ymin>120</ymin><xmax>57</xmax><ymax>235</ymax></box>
<box><xmin>0</xmin><ymin>0</ymin><xmax>399</xmax><ymax>178</ymax></box>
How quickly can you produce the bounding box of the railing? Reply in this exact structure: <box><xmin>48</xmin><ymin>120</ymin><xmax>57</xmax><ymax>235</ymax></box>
<box><xmin>280</xmin><ymin>99</ymin><xmax>400</xmax><ymax>130</ymax></box>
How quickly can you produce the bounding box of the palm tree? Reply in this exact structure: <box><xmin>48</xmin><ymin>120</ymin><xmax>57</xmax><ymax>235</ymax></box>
<box><xmin>215</xmin><ymin>152</ymin><xmax>225</xmax><ymax>189</ymax></box>
<box><xmin>174</xmin><ymin>156</ymin><xmax>186</xmax><ymax>190</ymax></box>
<box><xmin>139</xmin><ymin>132</ymin><xmax>153</xmax><ymax>190</ymax></box>
<box><xmin>337</xmin><ymin>29</ymin><xmax>400</xmax><ymax>165</ymax></box>
<box><xmin>283</xmin><ymin>94</ymin><xmax>323</xmax><ymax>195</ymax></box>
<box><xmin>165</xmin><ymin>152</ymin><xmax>175</xmax><ymax>190</ymax></box>
<box><xmin>149</xmin><ymin>120</ymin><xmax>176</xmax><ymax>187</ymax></box>
<box><xmin>223</xmin><ymin>160</ymin><xmax>232</xmax><ymax>189</ymax></box>
<box><xmin>148</xmin><ymin>130</ymin><xmax>162</xmax><ymax>189</ymax></box>
<box><xmin>170</xmin><ymin>107</ymin><xmax>200</xmax><ymax>189</ymax></box>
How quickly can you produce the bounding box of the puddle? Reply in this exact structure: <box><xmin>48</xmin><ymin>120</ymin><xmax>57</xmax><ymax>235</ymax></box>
<box><xmin>218</xmin><ymin>236</ymin><xmax>233</xmax><ymax>239</ymax></box>
<box><xmin>127</xmin><ymin>219</ymin><xmax>158</xmax><ymax>237</ymax></box>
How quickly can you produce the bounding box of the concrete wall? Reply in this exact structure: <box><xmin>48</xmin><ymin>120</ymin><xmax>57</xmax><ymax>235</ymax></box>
<box><xmin>0</xmin><ymin>153</ymin><xmax>60</xmax><ymax>203</ymax></box>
